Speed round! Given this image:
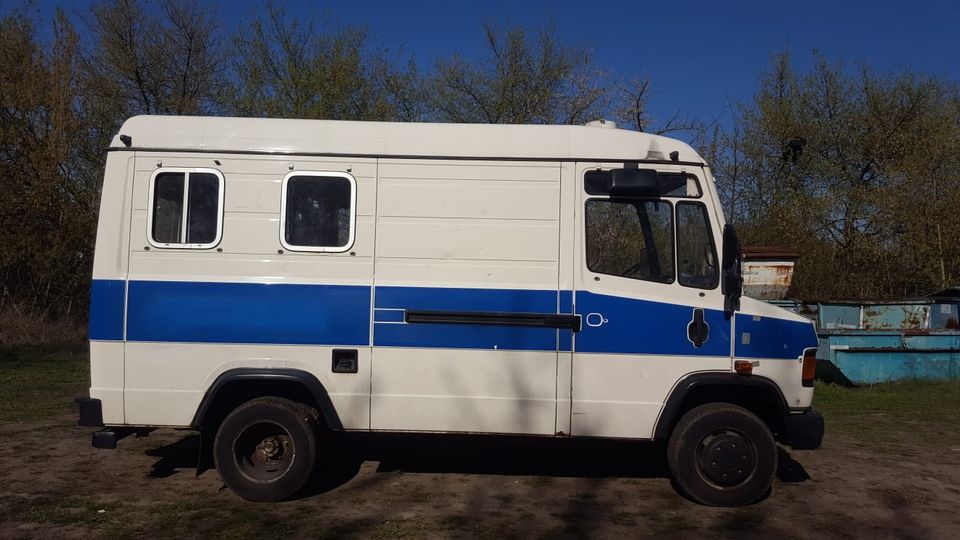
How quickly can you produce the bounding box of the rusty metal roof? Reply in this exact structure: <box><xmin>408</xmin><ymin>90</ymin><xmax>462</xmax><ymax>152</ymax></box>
<box><xmin>741</xmin><ymin>245</ymin><xmax>799</xmax><ymax>260</ymax></box>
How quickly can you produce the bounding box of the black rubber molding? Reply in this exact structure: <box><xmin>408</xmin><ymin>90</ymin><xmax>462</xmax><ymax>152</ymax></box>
<box><xmin>405</xmin><ymin>309</ymin><xmax>581</xmax><ymax>332</ymax></box>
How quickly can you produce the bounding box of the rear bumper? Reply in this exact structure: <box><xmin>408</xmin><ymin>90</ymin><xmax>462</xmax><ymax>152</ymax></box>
<box><xmin>784</xmin><ymin>408</ymin><xmax>824</xmax><ymax>450</ymax></box>
<box><xmin>76</xmin><ymin>396</ymin><xmax>146</xmax><ymax>449</ymax></box>
<box><xmin>75</xmin><ymin>396</ymin><xmax>103</xmax><ymax>427</ymax></box>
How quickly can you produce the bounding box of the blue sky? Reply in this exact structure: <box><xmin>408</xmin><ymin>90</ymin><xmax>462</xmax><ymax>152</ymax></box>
<box><xmin>13</xmin><ymin>0</ymin><xmax>960</xmax><ymax>130</ymax></box>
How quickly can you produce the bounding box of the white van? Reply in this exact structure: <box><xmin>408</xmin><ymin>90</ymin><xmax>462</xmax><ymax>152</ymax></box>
<box><xmin>76</xmin><ymin>116</ymin><xmax>823</xmax><ymax>506</ymax></box>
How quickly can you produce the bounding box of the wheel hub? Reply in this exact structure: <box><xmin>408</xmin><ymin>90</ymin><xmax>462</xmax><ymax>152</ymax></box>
<box><xmin>234</xmin><ymin>421</ymin><xmax>295</xmax><ymax>482</ymax></box>
<box><xmin>255</xmin><ymin>435</ymin><xmax>286</xmax><ymax>462</ymax></box>
<box><xmin>698</xmin><ymin>430</ymin><xmax>756</xmax><ymax>487</ymax></box>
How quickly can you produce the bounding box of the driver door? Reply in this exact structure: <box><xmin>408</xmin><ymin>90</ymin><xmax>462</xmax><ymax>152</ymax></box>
<box><xmin>570</xmin><ymin>163</ymin><xmax>731</xmax><ymax>438</ymax></box>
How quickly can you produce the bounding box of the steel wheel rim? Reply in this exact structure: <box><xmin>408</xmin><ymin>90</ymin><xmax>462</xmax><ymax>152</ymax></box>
<box><xmin>695</xmin><ymin>428</ymin><xmax>758</xmax><ymax>488</ymax></box>
<box><xmin>233</xmin><ymin>420</ymin><xmax>296</xmax><ymax>484</ymax></box>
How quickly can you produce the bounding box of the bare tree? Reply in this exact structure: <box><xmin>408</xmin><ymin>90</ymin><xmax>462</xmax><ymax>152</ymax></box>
<box><xmin>81</xmin><ymin>0</ymin><xmax>226</xmax><ymax>121</ymax></box>
<box><xmin>613</xmin><ymin>78</ymin><xmax>707</xmax><ymax>141</ymax></box>
<box><xmin>428</xmin><ymin>22</ymin><xmax>609</xmax><ymax>124</ymax></box>
<box><xmin>223</xmin><ymin>3</ymin><xmax>420</xmax><ymax>121</ymax></box>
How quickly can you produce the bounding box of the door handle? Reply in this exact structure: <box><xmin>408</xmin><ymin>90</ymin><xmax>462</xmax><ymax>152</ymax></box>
<box><xmin>687</xmin><ymin>308</ymin><xmax>709</xmax><ymax>348</ymax></box>
<box><xmin>332</xmin><ymin>349</ymin><xmax>358</xmax><ymax>373</ymax></box>
<box><xmin>585</xmin><ymin>312</ymin><xmax>608</xmax><ymax>327</ymax></box>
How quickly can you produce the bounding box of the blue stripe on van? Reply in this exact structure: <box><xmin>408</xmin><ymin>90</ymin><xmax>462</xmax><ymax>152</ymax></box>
<box><xmin>125</xmin><ymin>280</ymin><xmax>370</xmax><ymax>345</ymax></box>
<box><xmin>574</xmin><ymin>291</ymin><xmax>731</xmax><ymax>357</ymax></box>
<box><xmin>734</xmin><ymin>312</ymin><xmax>817</xmax><ymax>360</ymax></box>
<box><xmin>89</xmin><ymin>279</ymin><xmax>126</xmax><ymax>340</ymax></box>
<box><xmin>89</xmin><ymin>279</ymin><xmax>814</xmax><ymax>359</ymax></box>
<box><xmin>373</xmin><ymin>286</ymin><xmax>560</xmax><ymax>351</ymax></box>
<box><xmin>373</xmin><ymin>308</ymin><xmax>405</xmax><ymax>323</ymax></box>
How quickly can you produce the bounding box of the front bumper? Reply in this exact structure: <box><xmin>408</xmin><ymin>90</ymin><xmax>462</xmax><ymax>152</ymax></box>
<box><xmin>784</xmin><ymin>408</ymin><xmax>824</xmax><ymax>450</ymax></box>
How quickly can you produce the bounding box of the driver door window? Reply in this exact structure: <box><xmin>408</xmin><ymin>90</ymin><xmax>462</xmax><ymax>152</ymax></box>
<box><xmin>585</xmin><ymin>199</ymin><xmax>674</xmax><ymax>283</ymax></box>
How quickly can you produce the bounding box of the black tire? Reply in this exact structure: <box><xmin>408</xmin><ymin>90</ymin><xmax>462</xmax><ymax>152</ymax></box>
<box><xmin>213</xmin><ymin>397</ymin><xmax>319</xmax><ymax>502</ymax></box>
<box><xmin>667</xmin><ymin>403</ymin><xmax>777</xmax><ymax>507</ymax></box>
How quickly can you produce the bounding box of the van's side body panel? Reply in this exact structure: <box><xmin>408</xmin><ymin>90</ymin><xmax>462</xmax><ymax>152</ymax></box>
<box><xmin>555</xmin><ymin>162</ymin><xmax>578</xmax><ymax>436</ymax></box>
<box><xmin>120</xmin><ymin>153</ymin><xmax>376</xmax><ymax>428</ymax></box>
<box><xmin>370</xmin><ymin>159</ymin><xmax>563</xmax><ymax>434</ymax></box>
<box><xmin>89</xmin><ymin>152</ymin><xmax>135</xmax><ymax>425</ymax></box>
<box><xmin>733</xmin><ymin>296</ymin><xmax>817</xmax><ymax>409</ymax></box>
<box><xmin>86</xmin><ymin>116</ymin><xmax>817</xmax><ymax>438</ymax></box>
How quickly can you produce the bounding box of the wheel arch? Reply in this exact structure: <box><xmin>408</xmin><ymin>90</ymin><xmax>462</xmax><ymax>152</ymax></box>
<box><xmin>653</xmin><ymin>372</ymin><xmax>789</xmax><ymax>442</ymax></box>
<box><xmin>191</xmin><ymin>368</ymin><xmax>343</xmax><ymax>431</ymax></box>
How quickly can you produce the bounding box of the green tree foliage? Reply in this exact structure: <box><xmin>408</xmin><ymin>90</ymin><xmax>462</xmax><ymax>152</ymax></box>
<box><xmin>0</xmin><ymin>11</ymin><xmax>96</xmax><ymax>319</ymax></box>
<box><xmin>428</xmin><ymin>22</ymin><xmax>609</xmax><ymax>124</ymax></box>
<box><xmin>223</xmin><ymin>4</ymin><xmax>420</xmax><ymax>121</ymax></box>
<box><xmin>711</xmin><ymin>53</ymin><xmax>960</xmax><ymax>299</ymax></box>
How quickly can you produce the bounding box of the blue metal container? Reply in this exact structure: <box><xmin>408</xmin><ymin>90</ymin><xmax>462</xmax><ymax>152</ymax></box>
<box><xmin>771</xmin><ymin>298</ymin><xmax>960</xmax><ymax>384</ymax></box>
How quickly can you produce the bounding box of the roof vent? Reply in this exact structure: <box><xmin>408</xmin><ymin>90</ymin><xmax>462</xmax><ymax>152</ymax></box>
<box><xmin>585</xmin><ymin>119</ymin><xmax>617</xmax><ymax>129</ymax></box>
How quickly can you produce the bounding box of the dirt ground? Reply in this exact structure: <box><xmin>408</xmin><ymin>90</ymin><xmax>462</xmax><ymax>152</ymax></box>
<box><xmin>2</xmin><ymin>409</ymin><xmax>960</xmax><ymax>539</ymax></box>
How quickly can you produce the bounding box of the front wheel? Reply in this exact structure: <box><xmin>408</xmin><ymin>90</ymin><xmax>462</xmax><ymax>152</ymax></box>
<box><xmin>213</xmin><ymin>397</ymin><xmax>319</xmax><ymax>502</ymax></box>
<box><xmin>667</xmin><ymin>403</ymin><xmax>777</xmax><ymax>506</ymax></box>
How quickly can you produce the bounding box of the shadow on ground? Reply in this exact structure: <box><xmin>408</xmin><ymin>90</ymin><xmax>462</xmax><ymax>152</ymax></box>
<box><xmin>358</xmin><ymin>433</ymin><xmax>671</xmax><ymax>478</ymax></box>
<box><xmin>143</xmin><ymin>431</ymin><xmax>811</xmax><ymax>499</ymax></box>
<box><xmin>146</xmin><ymin>434</ymin><xmax>201</xmax><ymax>478</ymax></box>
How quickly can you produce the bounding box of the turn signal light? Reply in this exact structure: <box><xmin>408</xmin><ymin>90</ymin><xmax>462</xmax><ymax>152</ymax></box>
<box><xmin>734</xmin><ymin>360</ymin><xmax>755</xmax><ymax>375</ymax></box>
<box><xmin>802</xmin><ymin>349</ymin><xmax>817</xmax><ymax>387</ymax></box>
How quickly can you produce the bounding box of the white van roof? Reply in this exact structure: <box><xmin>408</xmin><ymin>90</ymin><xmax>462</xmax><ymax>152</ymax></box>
<box><xmin>112</xmin><ymin>115</ymin><xmax>705</xmax><ymax>164</ymax></box>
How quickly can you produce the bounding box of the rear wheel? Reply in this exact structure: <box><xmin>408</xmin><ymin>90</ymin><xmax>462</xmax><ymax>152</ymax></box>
<box><xmin>667</xmin><ymin>403</ymin><xmax>777</xmax><ymax>506</ymax></box>
<box><xmin>214</xmin><ymin>397</ymin><xmax>319</xmax><ymax>502</ymax></box>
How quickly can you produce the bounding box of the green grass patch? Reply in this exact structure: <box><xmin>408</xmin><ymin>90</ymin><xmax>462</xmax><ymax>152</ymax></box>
<box><xmin>814</xmin><ymin>380</ymin><xmax>960</xmax><ymax>445</ymax></box>
<box><xmin>0</xmin><ymin>344</ymin><xmax>89</xmax><ymax>423</ymax></box>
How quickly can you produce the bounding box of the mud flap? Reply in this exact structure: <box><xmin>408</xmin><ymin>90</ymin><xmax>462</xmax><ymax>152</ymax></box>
<box><xmin>196</xmin><ymin>427</ymin><xmax>214</xmax><ymax>476</ymax></box>
<box><xmin>785</xmin><ymin>409</ymin><xmax>824</xmax><ymax>450</ymax></box>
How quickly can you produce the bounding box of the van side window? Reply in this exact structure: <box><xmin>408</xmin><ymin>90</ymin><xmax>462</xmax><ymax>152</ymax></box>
<box><xmin>281</xmin><ymin>172</ymin><xmax>356</xmax><ymax>252</ymax></box>
<box><xmin>676</xmin><ymin>202</ymin><xmax>719</xmax><ymax>289</ymax></box>
<box><xmin>148</xmin><ymin>168</ymin><xmax>224</xmax><ymax>248</ymax></box>
<box><xmin>152</xmin><ymin>172</ymin><xmax>184</xmax><ymax>243</ymax></box>
<box><xmin>586</xmin><ymin>199</ymin><xmax>674</xmax><ymax>284</ymax></box>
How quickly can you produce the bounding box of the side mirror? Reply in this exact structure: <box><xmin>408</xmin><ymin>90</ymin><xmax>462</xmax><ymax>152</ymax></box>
<box><xmin>721</xmin><ymin>224</ymin><xmax>742</xmax><ymax>316</ymax></box>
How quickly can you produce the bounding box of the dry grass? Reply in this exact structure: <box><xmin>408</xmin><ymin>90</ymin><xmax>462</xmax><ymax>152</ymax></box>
<box><xmin>0</xmin><ymin>305</ymin><xmax>86</xmax><ymax>346</ymax></box>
